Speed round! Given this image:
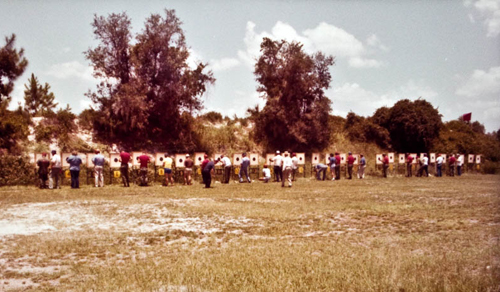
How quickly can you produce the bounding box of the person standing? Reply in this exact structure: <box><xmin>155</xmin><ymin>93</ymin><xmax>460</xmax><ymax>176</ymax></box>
<box><xmin>448</xmin><ymin>154</ymin><xmax>456</xmax><ymax>176</ymax></box>
<box><xmin>66</xmin><ymin>151</ymin><xmax>82</xmax><ymax>188</ymax></box>
<box><xmin>417</xmin><ymin>153</ymin><xmax>429</xmax><ymax>177</ymax></box>
<box><xmin>328</xmin><ymin>153</ymin><xmax>336</xmax><ymax>181</ymax></box>
<box><xmin>50</xmin><ymin>150</ymin><xmax>62</xmax><ymax>189</ymax></box>
<box><xmin>37</xmin><ymin>152</ymin><xmax>50</xmax><ymax>189</ymax></box>
<box><xmin>92</xmin><ymin>149</ymin><xmax>105</xmax><ymax>187</ymax></box>
<box><xmin>435</xmin><ymin>154</ymin><xmax>444</xmax><ymax>177</ymax></box>
<box><xmin>138</xmin><ymin>151</ymin><xmax>152</xmax><ymax>186</ymax></box>
<box><xmin>379</xmin><ymin>153</ymin><xmax>389</xmax><ymax>178</ymax></box>
<box><xmin>456</xmin><ymin>154</ymin><xmax>463</xmax><ymax>176</ymax></box>
<box><xmin>239</xmin><ymin>152</ymin><xmax>251</xmax><ymax>183</ymax></box>
<box><xmin>282</xmin><ymin>151</ymin><xmax>293</xmax><ymax>187</ymax></box>
<box><xmin>184</xmin><ymin>154</ymin><xmax>194</xmax><ymax>185</ymax></box>
<box><xmin>347</xmin><ymin>152</ymin><xmax>355</xmax><ymax>179</ymax></box>
<box><xmin>334</xmin><ymin>152</ymin><xmax>341</xmax><ymax>180</ymax></box>
<box><xmin>315</xmin><ymin>163</ymin><xmax>328</xmax><ymax>181</ymax></box>
<box><xmin>163</xmin><ymin>153</ymin><xmax>174</xmax><ymax>186</ymax></box>
<box><xmin>291</xmin><ymin>153</ymin><xmax>299</xmax><ymax>181</ymax></box>
<box><xmin>200</xmin><ymin>154</ymin><xmax>209</xmax><ymax>184</ymax></box>
<box><xmin>272</xmin><ymin>151</ymin><xmax>283</xmax><ymax>182</ymax></box>
<box><xmin>357</xmin><ymin>154</ymin><xmax>366</xmax><ymax>179</ymax></box>
<box><xmin>202</xmin><ymin>158</ymin><xmax>216</xmax><ymax>188</ymax></box>
<box><xmin>406</xmin><ymin>153</ymin><xmax>414</xmax><ymax>177</ymax></box>
<box><xmin>262</xmin><ymin>164</ymin><xmax>271</xmax><ymax>183</ymax></box>
<box><xmin>119</xmin><ymin>150</ymin><xmax>131</xmax><ymax>187</ymax></box>
<box><xmin>221</xmin><ymin>154</ymin><xmax>232</xmax><ymax>184</ymax></box>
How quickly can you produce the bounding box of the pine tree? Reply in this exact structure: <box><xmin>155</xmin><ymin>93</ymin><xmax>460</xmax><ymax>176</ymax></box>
<box><xmin>23</xmin><ymin>73</ymin><xmax>57</xmax><ymax>116</ymax></box>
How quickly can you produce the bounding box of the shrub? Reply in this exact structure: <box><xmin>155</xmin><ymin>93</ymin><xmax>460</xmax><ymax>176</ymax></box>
<box><xmin>0</xmin><ymin>155</ymin><xmax>36</xmax><ymax>186</ymax></box>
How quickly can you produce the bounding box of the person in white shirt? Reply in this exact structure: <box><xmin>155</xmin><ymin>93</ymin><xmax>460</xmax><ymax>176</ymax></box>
<box><xmin>291</xmin><ymin>153</ymin><xmax>299</xmax><ymax>181</ymax></box>
<box><xmin>262</xmin><ymin>164</ymin><xmax>271</xmax><ymax>183</ymax></box>
<box><xmin>50</xmin><ymin>150</ymin><xmax>62</xmax><ymax>189</ymax></box>
<box><xmin>435</xmin><ymin>154</ymin><xmax>444</xmax><ymax>177</ymax></box>
<box><xmin>417</xmin><ymin>153</ymin><xmax>429</xmax><ymax>177</ymax></box>
<box><xmin>456</xmin><ymin>154</ymin><xmax>464</xmax><ymax>176</ymax></box>
<box><xmin>221</xmin><ymin>154</ymin><xmax>232</xmax><ymax>184</ymax></box>
<box><xmin>272</xmin><ymin>150</ymin><xmax>283</xmax><ymax>182</ymax></box>
<box><xmin>281</xmin><ymin>151</ymin><xmax>293</xmax><ymax>187</ymax></box>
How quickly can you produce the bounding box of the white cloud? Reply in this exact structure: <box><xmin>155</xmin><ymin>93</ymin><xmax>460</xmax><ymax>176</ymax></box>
<box><xmin>348</xmin><ymin>57</ymin><xmax>384</xmax><ymax>68</ymax></box>
<box><xmin>456</xmin><ymin>66</ymin><xmax>500</xmax><ymax>97</ymax></box>
<box><xmin>208</xmin><ymin>58</ymin><xmax>240</xmax><ymax>72</ymax></box>
<box><xmin>237</xmin><ymin>21</ymin><xmax>386</xmax><ymax>69</ymax></box>
<box><xmin>366</xmin><ymin>34</ymin><xmax>389</xmax><ymax>51</ymax></box>
<box><xmin>45</xmin><ymin>61</ymin><xmax>94</xmax><ymax>81</ymax></box>
<box><xmin>328</xmin><ymin>80</ymin><xmax>438</xmax><ymax>117</ymax></box>
<box><xmin>465</xmin><ymin>0</ymin><xmax>500</xmax><ymax>37</ymax></box>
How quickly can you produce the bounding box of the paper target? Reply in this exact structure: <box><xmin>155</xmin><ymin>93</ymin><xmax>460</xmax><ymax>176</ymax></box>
<box><xmin>194</xmin><ymin>152</ymin><xmax>206</xmax><ymax>166</ymax></box>
<box><xmin>61</xmin><ymin>153</ymin><xmax>71</xmax><ymax>168</ymax></box>
<box><xmin>249</xmin><ymin>153</ymin><xmax>259</xmax><ymax>166</ymax></box>
<box><xmin>233</xmin><ymin>153</ymin><xmax>243</xmax><ymax>166</ymax></box>
<box><xmin>296</xmin><ymin>153</ymin><xmax>305</xmax><ymax>165</ymax></box>
<box><xmin>86</xmin><ymin>153</ymin><xmax>96</xmax><ymax>168</ymax></box>
<box><xmin>376</xmin><ymin>154</ymin><xmax>383</xmax><ymax>165</ymax></box>
<box><xmin>468</xmin><ymin>154</ymin><xmax>474</xmax><ymax>163</ymax></box>
<box><xmin>132</xmin><ymin>152</ymin><xmax>142</xmax><ymax>167</ymax></box>
<box><xmin>430</xmin><ymin>153</ymin><xmax>436</xmax><ymax>163</ymax></box>
<box><xmin>110</xmin><ymin>153</ymin><xmax>121</xmax><ymax>168</ymax></box>
<box><xmin>410</xmin><ymin>153</ymin><xmax>417</xmax><ymax>164</ymax></box>
<box><xmin>175</xmin><ymin>154</ymin><xmax>187</xmax><ymax>168</ymax></box>
<box><xmin>311</xmin><ymin>153</ymin><xmax>320</xmax><ymax>165</ymax></box>
<box><xmin>388</xmin><ymin>152</ymin><xmax>395</xmax><ymax>164</ymax></box>
<box><xmin>340</xmin><ymin>153</ymin><xmax>346</xmax><ymax>165</ymax></box>
<box><xmin>398</xmin><ymin>153</ymin><xmax>405</xmax><ymax>164</ymax></box>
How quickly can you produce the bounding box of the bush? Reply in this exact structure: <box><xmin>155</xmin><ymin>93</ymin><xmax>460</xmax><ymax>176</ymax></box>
<box><xmin>481</xmin><ymin>161</ymin><xmax>499</xmax><ymax>174</ymax></box>
<box><xmin>0</xmin><ymin>155</ymin><xmax>36</xmax><ymax>186</ymax></box>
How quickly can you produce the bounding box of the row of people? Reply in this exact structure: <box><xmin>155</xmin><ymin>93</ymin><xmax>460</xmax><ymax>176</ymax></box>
<box><xmin>36</xmin><ymin>150</ymin><xmax>468</xmax><ymax>189</ymax></box>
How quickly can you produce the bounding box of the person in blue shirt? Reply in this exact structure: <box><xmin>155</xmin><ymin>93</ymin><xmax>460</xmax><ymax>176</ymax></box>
<box><xmin>92</xmin><ymin>149</ymin><xmax>106</xmax><ymax>187</ymax></box>
<box><xmin>328</xmin><ymin>153</ymin><xmax>336</xmax><ymax>181</ymax></box>
<box><xmin>66</xmin><ymin>151</ymin><xmax>83</xmax><ymax>188</ymax></box>
<box><xmin>357</xmin><ymin>154</ymin><xmax>366</xmax><ymax>179</ymax></box>
<box><xmin>315</xmin><ymin>163</ymin><xmax>328</xmax><ymax>181</ymax></box>
<box><xmin>239</xmin><ymin>152</ymin><xmax>251</xmax><ymax>183</ymax></box>
<box><xmin>202</xmin><ymin>158</ymin><xmax>217</xmax><ymax>188</ymax></box>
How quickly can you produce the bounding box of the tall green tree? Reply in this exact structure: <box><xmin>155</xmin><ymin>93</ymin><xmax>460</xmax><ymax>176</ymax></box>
<box><xmin>0</xmin><ymin>34</ymin><xmax>28</xmax><ymax>104</ymax></box>
<box><xmin>23</xmin><ymin>73</ymin><xmax>57</xmax><ymax>116</ymax></box>
<box><xmin>372</xmin><ymin>99</ymin><xmax>442</xmax><ymax>153</ymax></box>
<box><xmin>250</xmin><ymin>38</ymin><xmax>335</xmax><ymax>152</ymax></box>
<box><xmin>0</xmin><ymin>34</ymin><xmax>29</xmax><ymax>153</ymax></box>
<box><xmin>85</xmin><ymin>9</ymin><xmax>214</xmax><ymax>150</ymax></box>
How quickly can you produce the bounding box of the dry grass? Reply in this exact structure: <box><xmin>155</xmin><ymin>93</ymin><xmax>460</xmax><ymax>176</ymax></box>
<box><xmin>0</xmin><ymin>174</ymin><xmax>499</xmax><ymax>291</ymax></box>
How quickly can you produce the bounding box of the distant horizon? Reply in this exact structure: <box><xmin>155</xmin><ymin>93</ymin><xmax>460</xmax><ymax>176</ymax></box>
<box><xmin>2</xmin><ymin>0</ymin><xmax>499</xmax><ymax>132</ymax></box>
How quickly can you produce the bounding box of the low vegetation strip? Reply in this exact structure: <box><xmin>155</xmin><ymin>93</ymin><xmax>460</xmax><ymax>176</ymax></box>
<box><xmin>0</xmin><ymin>175</ymin><xmax>499</xmax><ymax>291</ymax></box>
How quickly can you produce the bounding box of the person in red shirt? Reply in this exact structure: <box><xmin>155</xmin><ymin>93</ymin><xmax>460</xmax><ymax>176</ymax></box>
<box><xmin>406</xmin><ymin>153</ymin><xmax>414</xmax><ymax>177</ymax></box>
<box><xmin>334</xmin><ymin>152</ymin><xmax>341</xmax><ymax>180</ymax></box>
<box><xmin>448</xmin><ymin>154</ymin><xmax>456</xmax><ymax>176</ymax></box>
<box><xmin>184</xmin><ymin>154</ymin><xmax>194</xmax><ymax>185</ymax></box>
<box><xmin>378</xmin><ymin>153</ymin><xmax>390</xmax><ymax>178</ymax></box>
<box><xmin>347</xmin><ymin>152</ymin><xmax>355</xmax><ymax>179</ymax></box>
<box><xmin>200</xmin><ymin>154</ymin><xmax>209</xmax><ymax>184</ymax></box>
<box><xmin>119</xmin><ymin>150</ymin><xmax>131</xmax><ymax>187</ymax></box>
<box><xmin>137</xmin><ymin>151</ymin><xmax>152</xmax><ymax>186</ymax></box>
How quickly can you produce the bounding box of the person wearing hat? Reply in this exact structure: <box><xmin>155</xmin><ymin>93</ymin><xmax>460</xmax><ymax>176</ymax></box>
<box><xmin>262</xmin><ymin>164</ymin><xmax>271</xmax><ymax>183</ymax></box>
<box><xmin>50</xmin><ymin>150</ymin><xmax>62</xmax><ymax>189</ymax></box>
<box><xmin>347</xmin><ymin>152</ymin><xmax>355</xmax><ymax>179</ymax></box>
<box><xmin>272</xmin><ymin>150</ymin><xmax>283</xmax><ymax>182</ymax></box>
<box><xmin>66</xmin><ymin>150</ymin><xmax>83</xmax><ymax>189</ymax></box>
<box><xmin>281</xmin><ymin>151</ymin><xmax>293</xmax><ymax>187</ymax></box>
<box><xmin>37</xmin><ymin>152</ymin><xmax>50</xmax><ymax>189</ymax></box>
<box><xmin>239</xmin><ymin>152</ymin><xmax>251</xmax><ymax>183</ymax></box>
<box><xmin>92</xmin><ymin>149</ymin><xmax>106</xmax><ymax>187</ymax></box>
<box><xmin>184</xmin><ymin>154</ymin><xmax>194</xmax><ymax>185</ymax></box>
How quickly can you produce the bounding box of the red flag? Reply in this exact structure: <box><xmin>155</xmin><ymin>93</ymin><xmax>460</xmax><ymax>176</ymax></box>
<box><xmin>462</xmin><ymin>113</ymin><xmax>471</xmax><ymax>122</ymax></box>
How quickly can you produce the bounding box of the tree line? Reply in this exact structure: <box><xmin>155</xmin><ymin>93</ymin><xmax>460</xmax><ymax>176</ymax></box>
<box><xmin>1</xmin><ymin>9</ymin><xmax>499</xmax><ymax>170</ymax></box>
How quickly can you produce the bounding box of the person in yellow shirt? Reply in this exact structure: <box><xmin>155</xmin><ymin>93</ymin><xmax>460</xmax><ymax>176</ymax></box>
<box><xmin>163</xmin><ymin>153</ymin><xmax>175</xmax><ymax>186</ymax></box>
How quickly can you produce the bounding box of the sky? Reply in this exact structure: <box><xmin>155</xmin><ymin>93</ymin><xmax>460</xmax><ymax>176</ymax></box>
<box><xmin>1</xmin><ymin>0</ymin><xmax>499</xmax><ymax>132</ymax></box>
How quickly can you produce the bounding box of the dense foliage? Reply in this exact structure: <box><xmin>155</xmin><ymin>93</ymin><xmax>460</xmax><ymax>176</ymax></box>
<box><xmin>85</xmin><ymin>9</ymin><xmax>215</xmax><ymax>151</ymax></box>
<box><xmin>372</xmin><ymin>99</ymin><xmax>443</xmax><ymax>153</ymax></box>
<box><xmin>0</xmin><ymin>155</ymin><xmax>35</xmax><ymax>186</ymax></box>
<box><xmin>249</xmin><ymin>38</ymin><xmax>335</xmax><ymax>152</ymax></box>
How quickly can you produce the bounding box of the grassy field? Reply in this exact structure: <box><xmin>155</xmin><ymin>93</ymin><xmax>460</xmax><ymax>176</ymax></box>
<box><xmin>0</xmin><ymin>174</ymin><xmax>499</xmax><ymax>291</ymax></box>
